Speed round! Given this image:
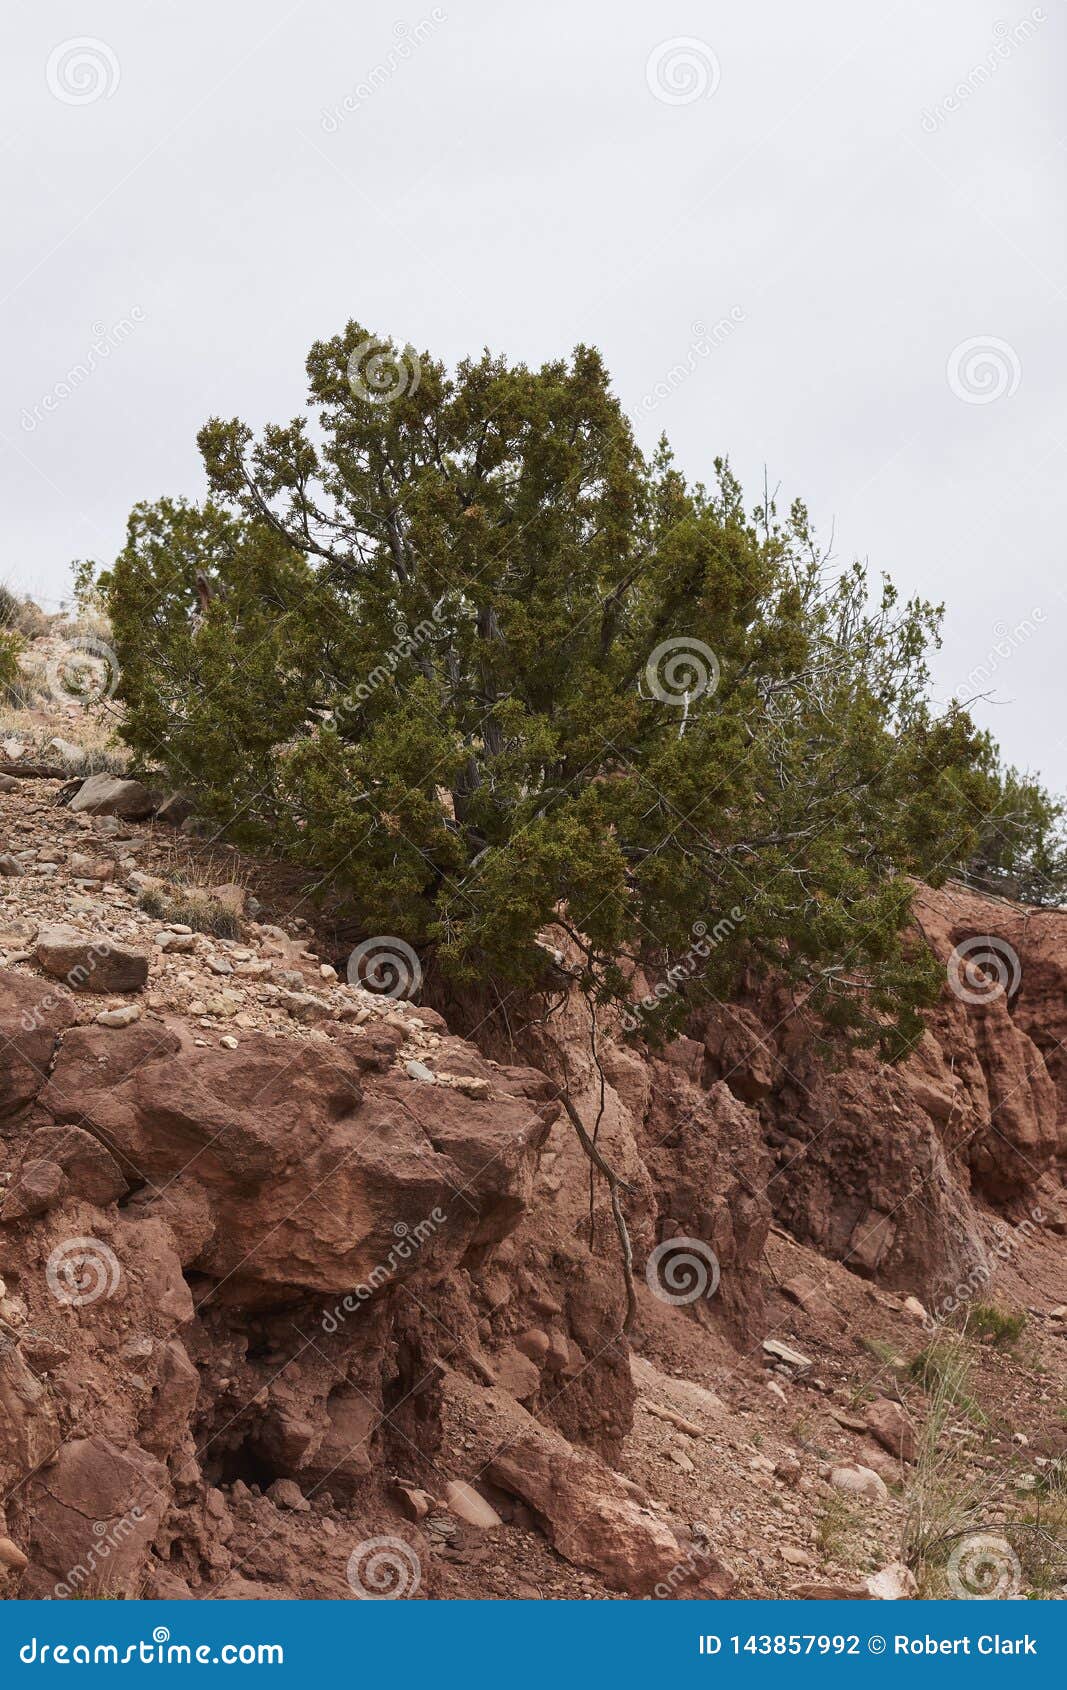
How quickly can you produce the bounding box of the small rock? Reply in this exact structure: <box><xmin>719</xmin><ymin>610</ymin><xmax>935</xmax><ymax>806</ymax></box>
<box><xmin>762</xmin><ymin>1338</ymin><xmax>812</xmax><ymax>1370</ymax></box>
<box><xmin>210</xmin><ymin>883</ymin><xmax>246</xmax><ymax>917</ymax></box>
<box><xmin>829</xmin><ymin>1463</ymin><xmax>889</xmax><ymax>1505</ymax></box>
<box><xmin>865</xmin><ymin>1397</ymin><xmax>916</xmax><ymax>1463</ymax></box>
<box><xmin>0</xmin><ymin>1537</ymin><xmax>28</xmax><ymax>1573</ymax></box>
<box><xmin>267</xmin><ymin>1479</ymin><xmax>310</xmax><ymax>1512</ymax></box>
<box><xmin>155</xmin><ymin>792</ymin><xmax>195</xmax><ymax>827</ymax></box>
<box><xmin>405</xmin><ymin>1059</ymin><xmax>436</xmax><ymax>1083</ymax></box>
<box><xmin>0</xmin><ymin>855</ymin><xmax>22</xmax><ymax>877</ymax></box>
<box><xmin>0</xmin><ymin>1158</ymin><xmax>68</xmax><ymax>1221</ymax></box>
<box><xmin>220</xmin><ymin>1035</ymin><xmax>239</xmax><ymax>1050</ymax></box>
<box><xmin>95</xmin><ymin>1004</ymin><xmax>142</xmax><ymax>1029</ymax></box>
<box><xmin>866</xmin><ymin>1560</ymin><xmax>919</xmax><ymax>1600</ymax></box>
<box><xmin>443</xmin><ymin>1480</ymin><xmax>502</xmax><ymax>1529</ymax></box>
<box><xmin>393</xmin><ymin>1485</ymin><xmax>433</xmax><ymax>1522</ymax></box>
<box><xmin>449</xmin><ymin>1073</ymin><xmax>490</xmax><ymax>1098</ymax></box>
<box><xmin>49</xmin><ymin>737</ymin><xmax>87</xmax><ymax>766</ymax></box>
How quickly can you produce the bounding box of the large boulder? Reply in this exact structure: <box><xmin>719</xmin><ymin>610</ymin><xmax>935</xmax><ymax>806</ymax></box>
<box><xmin>41</xmin><ymin>1020</ymin><xmax>557</xmax><ymax>1302</ymax></box>
<box><xmin>35</xmin><ymin>926</ymin><xmax>149</xmax><ymax>994</ymax></box>
<box><xmin>67</xmin><ymin>773</ymin><xmax>157</xmax><ymax>820</ymax></box>
<box><xmin>21</xmin><ymin>1436</ymin><xmax>167</xmax><ymax>1599</ymax></box>
<box><xmin>0</xmin><ymin>968</ymin><xmax>77</xmax><ymax>1122</ymax></box>
<box><xmin>440</xmin><ymin>1370</ymin><xmax>732</xmax><ymax>1597</ymax></box>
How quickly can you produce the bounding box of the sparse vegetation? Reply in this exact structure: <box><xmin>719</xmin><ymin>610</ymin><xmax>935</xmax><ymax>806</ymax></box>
<box><xmin>0</xmin><ymin>628</ymin><xmax>22</xmax><ymax>702</ymax></box>
<box><xmin>908</xmin><ymin>1340</ymin><xmax>984</xmax><ymax>1421</ymax></box>
<box><xmin>137</xmin><ymin>883</ymin><xmax>241</xmax><ymax>939</ymax></box>
<box><xmin>964</xmin><ymin>1303</ymin><xmax>1027</xmax><ymax>1347</ymax></box>
<box><xmin>816</xmin><ymin>1492</ymin><xmax>863</xmax><ymax>1565</ymax></box>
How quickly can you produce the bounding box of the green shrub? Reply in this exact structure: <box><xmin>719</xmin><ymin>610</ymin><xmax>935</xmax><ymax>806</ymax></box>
<box><xmin>964</xmin><ymin>1304</ymin><xmax>1027</xmax><ymax>1346</ymax></box>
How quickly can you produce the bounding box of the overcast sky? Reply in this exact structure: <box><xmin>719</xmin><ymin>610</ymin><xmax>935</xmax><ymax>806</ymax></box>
<box><xmin>3</xmin><ymin>0</ymin><xmax>1064</xmax><ymax>785</ymax></box>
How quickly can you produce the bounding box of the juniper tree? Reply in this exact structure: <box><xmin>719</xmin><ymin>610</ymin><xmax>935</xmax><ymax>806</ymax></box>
<box><xmin>103</xmin><ymin>322</ymin><xmax>1061</xmax><ymax>1059</ymax></box>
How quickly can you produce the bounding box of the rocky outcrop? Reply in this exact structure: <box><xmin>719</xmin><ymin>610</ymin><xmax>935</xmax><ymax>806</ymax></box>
<box><xmin>0</xmin><ymin>875</ymin><xmax>1062</xmax><ymax>1600</ymax></box>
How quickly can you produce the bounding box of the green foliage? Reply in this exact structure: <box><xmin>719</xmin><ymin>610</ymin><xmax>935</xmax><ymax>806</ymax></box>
<box><xmin>909</xmin><ymin>1342</ymin><xmax>984</xmax><ymax>1421</ymax></box>
<box><xmin>0</xmin><ymin>626</ymin><xmax>23</xmax><ymax>698</ymax></box>
<box><xmin>963</xmin><ymin>754</ymin><xmax>1067</xmax><ymax>906</ymax></box>
<box><xmin>103</xmin><ymin>322</ymin><xmax>1053</xmax><ymax>1050</ymax></box>
<box><xmin>964</xmin><ymin>1304</ymin><xmax>1027</xmax><ymax>1346</ymax></box>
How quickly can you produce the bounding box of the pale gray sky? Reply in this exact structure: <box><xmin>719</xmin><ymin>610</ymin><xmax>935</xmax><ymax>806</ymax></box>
<box><xmin>3</xmin><ymin>0</ymin><xmax>1064</xmax><ymax>784</ymax></box>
